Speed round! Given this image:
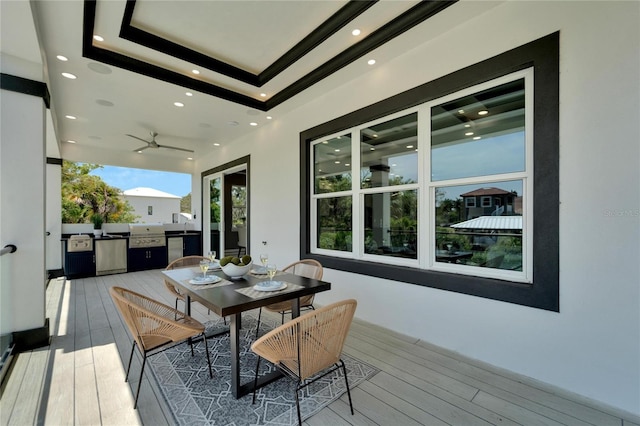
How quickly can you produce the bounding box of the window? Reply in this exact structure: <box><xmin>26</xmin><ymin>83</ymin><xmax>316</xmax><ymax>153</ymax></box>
<box><xmin>300</xmin><ymin>33</ymin><xmax>559</xmax><ymax>311</ymax></box>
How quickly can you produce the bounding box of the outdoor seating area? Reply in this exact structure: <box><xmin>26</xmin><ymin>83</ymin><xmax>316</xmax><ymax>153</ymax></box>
<box><xmin>2</xmin><ymin>269</ymin><xmax>637</xmax><ymax>425</ymax></box>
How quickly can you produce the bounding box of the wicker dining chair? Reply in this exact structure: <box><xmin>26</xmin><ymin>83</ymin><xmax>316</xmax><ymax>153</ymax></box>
<box><xmin>254</xmin><ymin>259</ymin><xmax>323</xmax><ymax>338</ymax></box>
<box><xmin>164</xmin><ymin>255</ymin><xmax>210</xmax><ymax>311</ymax></box>
<box><xmin>251</xmin><ymin>299</ymin><xmax>357</xmax><ymax>425</ymax></box>
<box><xmin>109</xmin><ymin>286</ymin><xmax>213</xmax><ymax>409</ymax></box>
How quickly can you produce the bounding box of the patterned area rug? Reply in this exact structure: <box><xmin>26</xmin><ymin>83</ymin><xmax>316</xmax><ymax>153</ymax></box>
<box><xmin>148</xmin><ymin>313</ymin><xmax>378</xmax><ymax>425</ymax></box>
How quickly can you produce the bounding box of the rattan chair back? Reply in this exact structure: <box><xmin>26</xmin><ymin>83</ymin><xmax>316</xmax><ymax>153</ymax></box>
<box><xmin>164</xmin><ymin>255</ymin><xmax>209</xmax><ymax>308</ymax></box>
<box><xmin>109</xmin><ymin>286</ymin><xmax>213</xmax><ymax>408</ymax></box>
<box><xmin>251</xmin><ymin>298</ymin><xmax>356</xmax><ymax>380</ymax></box>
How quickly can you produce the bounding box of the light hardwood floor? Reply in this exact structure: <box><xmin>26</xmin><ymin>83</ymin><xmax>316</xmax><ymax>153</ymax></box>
<box><xmin>2</xmin><ymin>270</ymin><xmax>639</xmax><ymax>426</ymax></box>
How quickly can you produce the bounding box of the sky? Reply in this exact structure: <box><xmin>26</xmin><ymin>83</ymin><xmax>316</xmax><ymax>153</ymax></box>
<box><xmin>90</xmin><ymin>165</ymin><xmax>192</xmax><ymax>197</ymax></box>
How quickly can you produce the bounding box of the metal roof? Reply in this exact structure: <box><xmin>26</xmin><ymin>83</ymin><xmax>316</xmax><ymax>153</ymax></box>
<box><xmin>451</xmin><ymin>216</ymin><xmax>522</xmax><ymax>230</ymax></box>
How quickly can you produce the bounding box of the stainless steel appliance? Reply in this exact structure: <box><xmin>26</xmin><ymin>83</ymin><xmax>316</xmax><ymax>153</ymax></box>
<box><xmin>128</xmin><ymin>223</ymin><xmax>166</xmax><ymax>248</ymax></box>
<box><xmin>95</xmin><ymin>239</ymin><xmax>127</xmax><ymax>276</ymax></box>
<box><xmin>167</xmin><ymin>236</ymin><xmax>183</xmax><ymax>263</ymax></box>
<box><xmin>67</xmin><ymin>234</ymin><xmax>93</xmax><ymax>252</ymax></box>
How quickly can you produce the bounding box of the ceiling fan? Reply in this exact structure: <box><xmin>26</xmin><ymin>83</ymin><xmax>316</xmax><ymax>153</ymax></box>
<box><xmin>126</xmin><ymin>131</ymin><xmax>194</xmax><ymax>153</ymax></box>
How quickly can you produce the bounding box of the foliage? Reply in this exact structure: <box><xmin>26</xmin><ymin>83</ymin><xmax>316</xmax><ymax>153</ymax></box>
<box><xmin>61</xmin><ymin>161</ymin><xmax>138</xmax><ymax>224</ymax></box>
<box><xmin>91</xmin><ymin>213</ymin><xmax>104</xmax><ymax>229</ymax></box>
<box><xmin>180</xmin><ymin>193</ymin><xmax>191</xmax><ymax>213</ymax></box>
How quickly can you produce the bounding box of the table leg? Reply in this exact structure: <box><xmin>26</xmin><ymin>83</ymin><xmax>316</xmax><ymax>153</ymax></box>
<box><xmin>184</xmin><ymin>295</ymin><xmax>191</xmax><ymax>316</ymax></box>
<box><xmin>292</xmin><ymin>297</ymin><xmax>300</xmax><ymax>318</ymax></box>
<box><xmin>230</xmin><ymin>312</ymin><xmax>241</xmax><ymax>398</ymax></box>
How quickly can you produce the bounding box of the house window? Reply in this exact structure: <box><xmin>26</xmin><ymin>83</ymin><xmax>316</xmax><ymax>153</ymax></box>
<box><xmin>301</xmin><ymin>33</ymin><xmax>559</xmax><ymax>311</ymax></box>
<box><xmin>147</xmin><ymin>206</ymin><xmax>153</xmax><ymax>215</ymax></box>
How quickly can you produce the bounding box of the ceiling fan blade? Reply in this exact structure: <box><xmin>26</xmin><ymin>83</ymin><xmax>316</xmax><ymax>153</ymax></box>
<box><xmin>157</xmin><ymin>144</ymin><xmax>194</xmax><ymax>153</ymax></box>
<box><xmin>126</xmin><ymin>134</ymin><xmax>151</xmax><ymax>144</ymax></box>
<box><xmin>133</xmin><ymin>145</ymin><xmax>150</xmax><ymax>152</ymax></box>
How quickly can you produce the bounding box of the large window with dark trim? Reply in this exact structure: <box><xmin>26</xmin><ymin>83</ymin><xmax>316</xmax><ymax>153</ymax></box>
<box><xmin>300</xmin><ymin>33</ymin><xmax>559</xmax><ymax>311</ymax></box>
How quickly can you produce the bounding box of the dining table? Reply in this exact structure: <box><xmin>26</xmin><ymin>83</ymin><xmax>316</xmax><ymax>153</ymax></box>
<box><xmin>161</xmin><ymin>264</ymin><xmax>332</xmax><ymax>399</ymax></box>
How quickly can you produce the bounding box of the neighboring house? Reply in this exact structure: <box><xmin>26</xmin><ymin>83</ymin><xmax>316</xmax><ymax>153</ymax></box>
<box><xmin>123</xmin><ymin>187</ymin><xmax>181</xmax><ymax>224</ymax></box>
<box><xmin>460</xmin><ymin>187</ymin><xmax>521</xmax><ymax>219</ymax></box>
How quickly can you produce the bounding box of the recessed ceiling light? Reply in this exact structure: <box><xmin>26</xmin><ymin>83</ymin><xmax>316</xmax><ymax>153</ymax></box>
<box><xmin>406</xmin><ymin>145</ymin><xmax>414</xmax><ymax>149</ymax></box>
<box><xmin>478</xmin><ymin>110</ymin><xmax>489</xmax><ymax>115</ymax></box>
<box><xmin>62</xmin><ymin>72</ymin><xmax>76</xmax><ymax>79</ymax></box>
<box><xmin>266</xmin><ymin>116</ymin><xmax>272</xmax><ymax>120</ymax></box>
<box><xmin>464</xmin><ymin>124</ymin><xmax>471</xmax><ymax>128</ymax></box>
<box><xmin>213</xmin><ymin>143</ymin><xmax>220</xmax><ymax>146</ymax></box>
<box><xmin>67</xmin><ymin>140</ymin><xmax>76</xmax><ymax>144</ymax></box>
<box><xmin>185</xmin><ymin>92</ymin><xmax>193</xmax><ymax>97</ymax></box>
<box><xmin>192</xmin><ymin>69</ymin><xmax>200</xmax><ymax>75</ymax></box>
<box><xmin>334</xmin><ymin>161</ymin><xmax>340</xmax><ymax>164</ymax></box>
<box><xmin>260</xmin><ymin>93</ymin><xmax>267</xmax><ymax>97</ymax></box>
<box><xmin>465</xmin><ymin>132</ymin><xmax>474</xmax><ymax>136</ymax></box>
<box><xmin>370</xmin><ymin>147</ymin><xmax>375</xmax><ymax>151</ymax></box>
<box><xmin>473</xmin><ymin>136</ymin><xmax>482</xmax><ymax>140</ymax></box>
<box><xmin>334</xmin><ymin>149</ymin><xmax>340</xmax><ymax>152</ymax></box>
<box><xmin>345</xmin><ymin>163</ymin><xmax>350</xmax><ymax>166</ymax></box>
<box><xmin>93</xmin><ymin>35</ymin><xmax>104</xmax><ymax>42</ymax></box>
<box><xmin>187</xmin><ymin>157</ymin><xmax>193</xmax><ymax>160</ymax></box>
<box><xmin>249</xmin><ymin>122</ymin><xmax>258</xmax><ymax>126</ymax></box>
<box><xmin>174</xmin><ymin>102</ymin><xmax>184</xmax><ymax>107</ymax></box>
<box><xmin>57</xmin><ymin>55</ymin><xmax>68</xmax><ymax>61</ymax></box>
<box><xmin>352</xmin><ymin>29</ymin><xmax>361</xmax><ymax>36</ymax></box>
<box><xmin>372</xmin><ymin>134</ymin><xmax>378</xmax><ymax>138</ymax></box>
<box><xmin>65</xmin><ymin>115</ymin><xmax>76</xmax><ymax>120</ymax></box>
<box><xmin>458</xmin><ymin>109</ymin><xmax>465</xmax><ymax>114</ymax></box>
<box><xmin>136</xmin><ymin>150</ymin><xmax>143</xmax><ymax>154</ymax></box>
<box><xmin>367</xmin><ymin>59</ymin><xmax>376</xmax><ymax>65</ymax></box>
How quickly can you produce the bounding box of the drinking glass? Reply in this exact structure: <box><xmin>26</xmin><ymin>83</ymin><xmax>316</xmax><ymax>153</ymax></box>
<box><xmin>260</xmin><ymin>253</ymin><xmax>269</xmax><ymax>266</ymax></box>
<box><xmin>208</xmin><ymin>251</ymin><xmax>217</xmax><ymax>262</ymax></box>
<box><xmin>199</xmin><ymin>260</ymin><xmax>209</xmax><ymax>278</ymax></box>
<box><xmin>266</xmin><ymin>264</ymin><xmax>277</xmax><ymax>281</ymax></box>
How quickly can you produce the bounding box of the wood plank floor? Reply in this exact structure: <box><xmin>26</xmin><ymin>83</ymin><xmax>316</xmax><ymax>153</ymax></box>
<box><xmin>2</xmin><ymin>270</ymin><xmax>639</xmax><ymax>426</ymax></box>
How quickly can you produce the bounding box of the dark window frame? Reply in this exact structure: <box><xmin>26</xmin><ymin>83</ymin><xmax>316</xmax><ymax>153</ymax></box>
<box><xmin>299</xmin><ymin>32</ymin><xmax>559</xmax><ymax>311</ymax></box>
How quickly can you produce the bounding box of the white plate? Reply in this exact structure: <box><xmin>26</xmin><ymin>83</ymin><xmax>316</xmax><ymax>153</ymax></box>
<box><xmin>253</xmin><ymin>281</ymin><xmax>287</xmax><ymax>292</ymax></box>
<box><xmin>209</xmin><ymin>261</ymin><xmax>221</xmax><ymax>270</ymax></box>
<box><xmin>189</xmin><ymin>275</ymin><xmax>222</xmax><ymax>285</ymax></box>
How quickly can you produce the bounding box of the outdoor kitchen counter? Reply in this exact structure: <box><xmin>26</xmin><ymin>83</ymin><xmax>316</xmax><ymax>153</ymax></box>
<box><xmin>62</xmin><ymin>231</ymin><xmax>202</xmax><ymax>278</ymax></box>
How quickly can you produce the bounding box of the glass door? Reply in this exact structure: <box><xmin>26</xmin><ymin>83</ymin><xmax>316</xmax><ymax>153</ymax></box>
<box><xmin>202</xmin><ymin>156</ymin><xmax>250</xmax><ymax>259</ymax></box>
<box><xmin>203</xmin><ymin>174</ymin><xmax>223</xmax><ymax>257</ymax></box>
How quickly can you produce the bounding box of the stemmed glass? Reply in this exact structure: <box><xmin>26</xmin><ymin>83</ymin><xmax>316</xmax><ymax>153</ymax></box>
<box><xmin>260</xmin><ymin>254</ymin><xmax>269</xmax><ymax>267</ymax></box>
<box><xmin>208</xmin><ymin>250</ymin><xmax>217</xmax><ymax>262</ymax></box>
<box><xmin>199</xmin><ymin>260</ymin><xmax>210</xmax><ymax>279</ymax></box>
<box><xmin>266</xmin><ymin>264</ymin><xmax>277</xmax><ymax>281</ymax></box>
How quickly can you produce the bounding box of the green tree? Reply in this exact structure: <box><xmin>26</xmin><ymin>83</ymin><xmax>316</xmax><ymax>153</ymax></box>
<box><xmin>180</xmin><ymin>193</ymin><xmax>191</xmax><ymax>213</ymax></box>
<box><xmin>61</xmin><ymin>161</ymin><xmax>138</xmax><ymax>223</ymax></box>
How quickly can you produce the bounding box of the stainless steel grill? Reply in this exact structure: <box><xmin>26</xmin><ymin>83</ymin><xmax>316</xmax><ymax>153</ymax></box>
<box><xmin>68</xmin><ymin>234</ymin><xmax>93</xmax><ymax>252</ymax></box>
<box><xmin>128</xmin><ymin>224</ymin><xmax>166</xmax><ymax>248</ymax></box>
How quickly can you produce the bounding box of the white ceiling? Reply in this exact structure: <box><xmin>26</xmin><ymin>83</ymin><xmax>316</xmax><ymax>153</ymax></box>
<box><xmin>4</xmin><ymin>0</ymin><xmax>459</xmax><ymax>173</ymax></box>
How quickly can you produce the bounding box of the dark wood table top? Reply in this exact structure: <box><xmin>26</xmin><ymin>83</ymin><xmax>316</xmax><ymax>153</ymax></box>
<box><xmin>162</xmin><ymin>266</ymin><xmax>331</xmax><ymax>317</ymax></box>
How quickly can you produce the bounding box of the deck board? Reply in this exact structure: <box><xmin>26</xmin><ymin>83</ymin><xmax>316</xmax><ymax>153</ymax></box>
<box><xmin>1</xmin><ymin>269</ymin><xmax>638</xmax><ymax>426</ymax></box>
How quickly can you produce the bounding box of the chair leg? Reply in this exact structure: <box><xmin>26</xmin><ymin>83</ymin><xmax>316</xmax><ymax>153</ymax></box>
<box><xmin>252</xmin><ymin>356</ymin><xmax>261</xmax><ymax>404</ymax></box>
<box><xmin>295</xmin><ymin>384</ymin><xmax>303</xmax><ymax>426</ymax></box>
<box><xmin>340</xmin><ymin>359</ymin><xmax>354</xmax><ymax>415</ymax></box>
<box><xmin>125</xmin><ymin>340</ymin><xmax>136</xmax><ymax>382</ymax></box>
<box><xmin>255</xmin><ymin>307</ymin><xmax>263</xmax><ymax>339</ymax></box>
<box><xmin>134</xmin><ymin>352</ymin><xmax>148</xmax><ymax>409</ymax></box>
<box><xmin>202</xmin><ymin>332</ymin><xmax>213</xmax><ymax>378</ymax></box>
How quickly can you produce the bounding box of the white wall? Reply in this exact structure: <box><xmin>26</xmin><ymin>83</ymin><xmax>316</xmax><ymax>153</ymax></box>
<box><xmin>0</xmin><ymin>88</ymin><xmax>47</xmax><ymax>334</ymax></box>
<box><xmin>124</xmin><ymin>195</ymin><xmax>180</xmax><ymax>224</ymax></box>
<box><xmin>195</xmin><ymin>1</ymin><xmax>640</xmax><ymax>415</ymax></box>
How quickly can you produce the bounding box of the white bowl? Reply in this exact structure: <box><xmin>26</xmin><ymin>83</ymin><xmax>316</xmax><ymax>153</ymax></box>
<box><xmin>221</xmin><ymin>261</ymin><xmax>252</xmax><ymax>279</ymax></box>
